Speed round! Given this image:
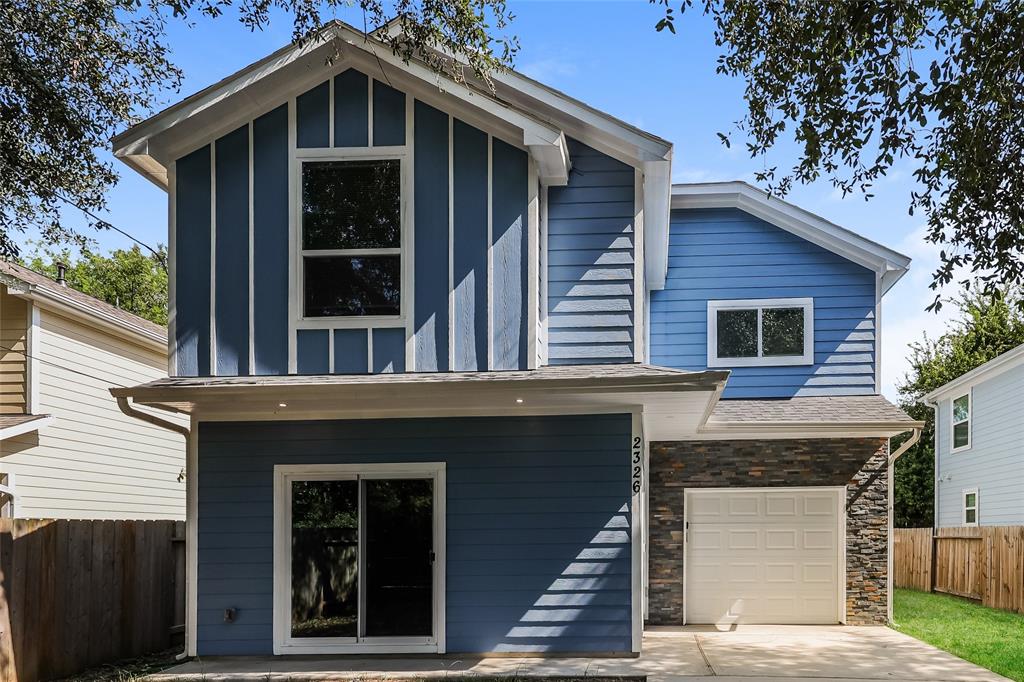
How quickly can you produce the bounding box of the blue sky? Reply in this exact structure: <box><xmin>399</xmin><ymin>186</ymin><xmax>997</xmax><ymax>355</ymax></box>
<box><xmin>45</xmin><ymin>0</ymin><xmax>962</xmax><ymax>398</ymax></box>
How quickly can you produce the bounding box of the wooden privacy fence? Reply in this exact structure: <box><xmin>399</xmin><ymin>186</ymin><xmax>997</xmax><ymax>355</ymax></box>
<box><xmin>894</xmin><ymin>526</ymin><xmax>1024</xmax><ymax>613</ymax></box>
<box><xmin>0</xmin><ymin>519</ymin><xmax>185</xmax><ymax>682</ymax></box>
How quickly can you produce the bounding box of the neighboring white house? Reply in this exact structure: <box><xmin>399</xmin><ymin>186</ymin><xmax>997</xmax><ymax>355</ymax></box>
<box><xmin>925</xmin><ymin>343</ymin><xmax>1024</xmax><ymax>528</ymax></box>
<box><xmin>0</xmin><ymin>261</ymin><xmax>185</xmax><ymax>520</ymax></box>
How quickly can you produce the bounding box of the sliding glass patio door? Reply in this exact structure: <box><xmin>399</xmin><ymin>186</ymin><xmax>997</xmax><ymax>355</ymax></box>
<box><xmin>274</xmin><ymin>464</ymin><xmax>444</xmax><ymax>654</ymax></box>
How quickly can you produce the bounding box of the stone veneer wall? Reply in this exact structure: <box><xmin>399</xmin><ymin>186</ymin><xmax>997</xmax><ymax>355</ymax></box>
<box><xmin>648</xmin><ymin>438</ymin><xmax>889</xmax><ymax>626</ymax></box>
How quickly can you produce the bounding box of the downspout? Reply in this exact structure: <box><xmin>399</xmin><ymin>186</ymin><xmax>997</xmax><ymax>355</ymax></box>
<box><xmin>887</xmin><ymin>426</ymin><xmax>922</xmax><ymax>625</ymax></box>
<box><xmin>115</xmin><ymin>396</ymin><xmax>191</xmax><ymax>439</ymax></box>
<box><xmin>115</xmin><ymin>396</ymin><xmax>191</xmax><ymax>659</ymax></box>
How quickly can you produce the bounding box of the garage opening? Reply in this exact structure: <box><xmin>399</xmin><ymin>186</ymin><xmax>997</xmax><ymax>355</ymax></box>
<box><xmin>684</xmin><ymin>487</ymin><xmax>844</xmax><ymax>625</ymax></box>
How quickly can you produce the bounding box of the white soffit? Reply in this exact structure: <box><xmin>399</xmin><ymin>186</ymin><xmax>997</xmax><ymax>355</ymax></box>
<box><xmin>672</xmin><ymin>181</ymin><xmax>912</xmax><ymax>294</ymax></box>
<box><xmin>112</xmin><ymin>20</ymin><xmax>570</xmax><ymax>188</ymax></box>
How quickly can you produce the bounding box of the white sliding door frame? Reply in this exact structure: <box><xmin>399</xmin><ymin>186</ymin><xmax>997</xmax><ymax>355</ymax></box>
<box><xmin>273</xmin><ymin>462</ymin><xmax>446</xmax><ymax>655</ymax></box>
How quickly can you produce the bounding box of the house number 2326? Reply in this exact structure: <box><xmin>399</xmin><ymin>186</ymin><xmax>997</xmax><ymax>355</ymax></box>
<box><xmin>631</xmin><ymin>435</ymin><xmax>643</xmax><ymax>494</ymax></box>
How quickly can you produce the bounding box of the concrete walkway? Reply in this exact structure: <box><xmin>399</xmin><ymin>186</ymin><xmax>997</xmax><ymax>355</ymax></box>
<box><xmin>151</xmin><ymin>626</ymin><xmax>1008</xmax><ymax>681</ymax></box>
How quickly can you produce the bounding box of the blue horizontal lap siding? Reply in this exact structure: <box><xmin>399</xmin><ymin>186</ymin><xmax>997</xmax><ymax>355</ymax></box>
<box><xmin>650</xmin><ymin>208</ymin><xmax>876</xmax><ymax>397</ymax></box>
<box><xmin>547</xmin><ymin>140</ymin><xmax>635</xmax><ymax>364</ymax></box>
<box><xmin>196</xmin><ymin>415</ymin><xmax>632</xmax><ymax>655</ymax></box>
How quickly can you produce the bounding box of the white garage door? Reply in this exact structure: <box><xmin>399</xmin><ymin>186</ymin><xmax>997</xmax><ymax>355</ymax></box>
<box><xmin>685</xmin><ymin>487</ymin><xmax>843</xmax><ymax>625</ymax></box>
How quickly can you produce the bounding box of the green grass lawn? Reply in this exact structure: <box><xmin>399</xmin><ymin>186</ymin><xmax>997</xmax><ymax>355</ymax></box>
<box><xmin>893</xmin><ymin>588</ymin><xmax>1024</xmax><ymax>681</ymax></box>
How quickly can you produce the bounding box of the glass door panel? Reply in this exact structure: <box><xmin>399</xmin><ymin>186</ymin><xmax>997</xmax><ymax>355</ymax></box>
<box><xmin>290</xmin><ymin>479</ymin><xmax>359</xmax><ymax>638</ymax></box>
<box><xmin>364</xmin><ymin>478</ymin><xmax>434</xmax><ymax>637</ymax></box>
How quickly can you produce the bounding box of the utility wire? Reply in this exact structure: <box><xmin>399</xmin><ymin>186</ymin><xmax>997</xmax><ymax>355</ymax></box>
<box><xmin>0</xmin><ymin>342</ymin><xmax>129</xmax><ymax>389</ymax></box>
<box><xmin>54</xmin><ymin>192</ymin><xmax>166</xmax><ymax>268</ymax></box>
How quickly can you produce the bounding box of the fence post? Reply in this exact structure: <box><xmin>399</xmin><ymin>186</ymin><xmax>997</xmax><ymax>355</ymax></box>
<box><xmin>929</xmin><ymin>532</ymin><xmax>937</xmax><ymax>594</ymax></box>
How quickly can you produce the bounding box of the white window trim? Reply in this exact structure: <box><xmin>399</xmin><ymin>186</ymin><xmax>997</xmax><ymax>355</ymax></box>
<box><xmin>272</xmin><ymin>462</ymin><xmax>446</xmax><ymax>655</ymax></box>
<box><xmin>962</xmin><ymin>487</ymin><xmax>979</xmax><ymax>527</ymax></box>
<box><xmin>707</xmin><ymin>297</ymin><xmax>814</xmax><ymax>368</ymax></box>
<box><xmin>951</xmin><ymin>390</ymin><xmax>972</xmax><ymax>453</ymax></box>
<box><xmin>293</xmin><ymin>148</ymin><xmax>410</xmax><ymax>329</ymax></box>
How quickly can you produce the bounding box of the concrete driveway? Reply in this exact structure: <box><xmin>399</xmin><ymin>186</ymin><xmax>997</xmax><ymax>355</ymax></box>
<box><xmin>153</xmin><ymin>626</ymin><xmax>1008</xmax><ymax>682</ymax></box>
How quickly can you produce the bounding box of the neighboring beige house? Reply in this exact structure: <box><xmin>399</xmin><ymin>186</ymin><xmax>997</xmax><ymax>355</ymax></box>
<box><xmin>0</xmin><ymin>261</ymin><xmax>185</xmax><ymax>520</ymax></box>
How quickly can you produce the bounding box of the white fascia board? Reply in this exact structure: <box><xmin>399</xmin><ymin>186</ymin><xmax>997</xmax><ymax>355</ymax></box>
<box><xmin>643</xmin><ymin>158</ymin><xmax>672</xmax><ymax>291</ymax></box>
<box><xmin>113</xmin><ymin>21</ymin><xmax>569</xmax><ymax>188</ymax></box>
<box><xmin>672</xmin><ymin>182</ymin><xmax>912</xmax><ymax>293</ymax></box>
<box><xmin>0</xmin><ymin>415</ymin><xmax>54</xmax><ymax>442</ymax></box>
<box><xmin>923</xmin><ymin>343</ymin><xmax>1024</xmax><ymax>403</ymax></box>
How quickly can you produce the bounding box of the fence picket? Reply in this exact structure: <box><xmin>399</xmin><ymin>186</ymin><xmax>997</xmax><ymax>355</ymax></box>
<box><xmin>895</xmin><ymin>526</ymin><xmax>1024</xmax><ymax>615</ymax></box>
<box><xmin>0</xmin><ymin>519</ymin><xmax>184</xmax><ymax>682</ymax></box>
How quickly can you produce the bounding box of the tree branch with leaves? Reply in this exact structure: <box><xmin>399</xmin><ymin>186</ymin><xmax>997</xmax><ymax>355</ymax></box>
<box><xmin>655</xmin><ymin>0</ymin><xmax>1024</xmax><ymax>310</ymax></box>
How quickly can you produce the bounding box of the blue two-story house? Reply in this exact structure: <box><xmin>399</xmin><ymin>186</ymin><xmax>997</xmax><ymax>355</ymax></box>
<box><xmin>111</xmin><ymin>21</ymin><xmax>922</xmax><ymax>659</ymax></box>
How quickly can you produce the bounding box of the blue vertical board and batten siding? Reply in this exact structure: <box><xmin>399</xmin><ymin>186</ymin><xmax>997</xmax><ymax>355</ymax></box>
<box><xmin>214</xmin><ymin>124</ymin><xmax>251</xmax><ymax>376</ymax></box>
<box><xmin>173</xmin><ymin>66</ymin><xmax>544</xmax><ymax>378</ymax></box>
<box><xmin>173</xmin><ymin>145</ymin><xmax>212</xmax><ymax>377</ymax></box>
<box><xmin>252</xmin><ymin>105</ymin><xmax>290</xmax><ymax>375</ymax></box>
<box><xmin>333</xmin><ymin>70</ymin><xmax>369</xmax><ymax>147</ymax></box>
<box><xmin>490</xmin><ymin>139</ymin><xmax>530</xmax><ymax>370</ymax></box>
<box><xmin>650</xmin><ymin>207</ymin><xmax>877</xmax><ymax>398</ymax></box>
<box><xmin>935</xmin><ymin>366</ymin><xmax>1024</xmax><ymax>527</ymax></box>
<box><xmin>452</xmin><ymin>119</ymin><xmax>490</xmax><ymax>371</ymax></box>
<box><xmin>195</xmin><ymin>414</ymin><xmax>632</xmax><ymax>655</ymax></box>
<box><xmin>413</xmin><ymin>101</ymin><xmax>451</xmax><ymax>372</ymax></box>
<box><xmin>546</xmin><ymin>140</ymin><xmax>636</xmax><ymax>365</ymax></box>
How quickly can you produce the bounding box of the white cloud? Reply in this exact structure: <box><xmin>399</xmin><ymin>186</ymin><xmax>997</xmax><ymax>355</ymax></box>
<box><xmin>518</xmin><ymin>57</ymin><xmax>578</xmax><ymax>82</ymax></box>
<box><xmin>672</xmin><ymin>167</ymin><xmax>717</xmax><ymax>183</ymax></box>
<box><xmin>879</xmin><ymin>224</ymin><xmax>964</xmax><ymax>400</ymax></box>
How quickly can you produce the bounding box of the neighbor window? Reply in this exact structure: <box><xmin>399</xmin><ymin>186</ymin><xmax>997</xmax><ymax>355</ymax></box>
<box><xmin>963</xmin><ymin>489</ymin><xmax>979</xmax><ymax>526</ymax></box>
<box><xmin>300</xmin><ymin>159</ymin><xmax>401</xmax><ymax>317</ymax></box>
<box><xmin>707</xmin><ymin>298</ymin><xmax>814</xmax><ymax>367</ymax></box>
<box><xmin>952</xmin><ymin>392</ymin><xmax>971</xmax><ymax>452</ymax></box>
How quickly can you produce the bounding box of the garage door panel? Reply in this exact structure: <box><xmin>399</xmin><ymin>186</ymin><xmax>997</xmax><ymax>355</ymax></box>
<box><xmin>685</xmin><ymin>488</ymin><xmax>841</xmax><ymax>625</ymax></box>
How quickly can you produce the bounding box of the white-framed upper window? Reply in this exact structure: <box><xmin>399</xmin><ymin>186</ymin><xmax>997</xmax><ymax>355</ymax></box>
<box><xmin>298</xmin><ymin>156</ymin><xmax>403</xmax><ymax>320</ymax></box>
<box><xmin>963</xmin><ymin>488</ymin><xmax>979</xmax><ymax>526</ymax></box>
<box><xmin>951</xmin><ymin>391</ymin><xmax>971</xmax><ymax>452</ymax></box>
<box><xmin>707</xmin><ymin>298</ymin><xmax>814</xmax><ymax>367</ymax></box>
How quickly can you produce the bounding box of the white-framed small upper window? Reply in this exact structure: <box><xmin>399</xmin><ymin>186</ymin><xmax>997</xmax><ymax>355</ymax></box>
<box><xmin>963</xmin><ymin>488</ymin><xmax>979</xmax><ymax>526</ymax></box>
<box><xmin>707</xmin><ymin>298</ymin><xmax>814</xmax><ymax>367</ymax></box>
<box><xmin>299</xmin><ymin>157</ymin><xmax>403</xmax><ymax>319</ymax></box>
<box><xmin>951</xmin><ymin>391</ymin><xmax>971</xmax><ymax>452</ymax></box>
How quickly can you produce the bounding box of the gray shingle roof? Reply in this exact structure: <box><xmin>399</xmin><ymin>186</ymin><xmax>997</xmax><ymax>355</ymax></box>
<box><xmin>0</xmin><ymin>260</ymin><xmax>166</xmax><ymax>340</ymax></box>
<box><xmin>709</xmin><ymin>395</ymin><xmax>918</xmax><ymax>425</ymax></box>
<box><xmin>0</xmin><ymin>414</ymin><xmax>50</xmax><ymax>431</ymax></box>
<box><xmin>112</xmin><ymin>363</ymin><xmax>730</xmax><ymax>394</ymax></box>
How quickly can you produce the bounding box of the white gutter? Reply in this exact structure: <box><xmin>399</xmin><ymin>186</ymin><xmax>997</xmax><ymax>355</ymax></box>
<box><xmin>887</xmin><ymin>426</ymin><xmax>923</xmax><ymax>625</ymax></box>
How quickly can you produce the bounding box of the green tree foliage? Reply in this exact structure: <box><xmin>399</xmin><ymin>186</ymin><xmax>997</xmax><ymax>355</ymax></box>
<box><xmin>21</xmin><ymin>244</ymin><xmax>170</xmax><ymax>326</ymax></box>
<box><xmin>0</xmin><ymin>0</ymin><xmax>515</xmax><ymax>260</ymax></box>
<box><xmin>655</xmin><ymin>1</ymin><xmax>1024</xmax><ymax>310</ymax></box>
<box><xmin>894</xmin><ymin>287</ymin><xmax>1024</xmax><ymax>527</ymax></box>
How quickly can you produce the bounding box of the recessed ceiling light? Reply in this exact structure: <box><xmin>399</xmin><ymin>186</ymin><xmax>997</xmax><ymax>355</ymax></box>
<box><xmin>515</xmin><ymin>398</ymin><xmax>524</xmax><ymax>404</ymax></box>
<box><xmin>278</xmin><ymin>402</ymin><xmax>287</xmax><ymax>408</ymax></box>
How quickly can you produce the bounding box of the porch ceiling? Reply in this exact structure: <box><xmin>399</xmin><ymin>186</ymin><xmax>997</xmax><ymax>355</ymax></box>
<box><xmin>110</xmin><ymin>364</ymin><xmax>729</xmax><ymax>440</ymax></box>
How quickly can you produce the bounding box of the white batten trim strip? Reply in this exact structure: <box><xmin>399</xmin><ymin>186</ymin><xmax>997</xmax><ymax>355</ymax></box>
<box><xmin>286</xmin><ymin>98</ymin><xmax>298</xmax><ymax>373</ymax></box>
<box><xmin>209</xmin><ymin>141</ymin><xmax>217</xmax><ymax>376</ymax></box>
<box><xmin>486</xmin><ymin>135</ymin><xmax>493</xmax><ymax>371</ymax></box>
<box><xmin>448</xmin><ymin>114</ymin><xmax>455</xmax><ymax>371</ymax></box>
<box><xmin>248</xmin><ymin>123</ymin><xmax>256</xmax><ymax>375</ymax></box>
